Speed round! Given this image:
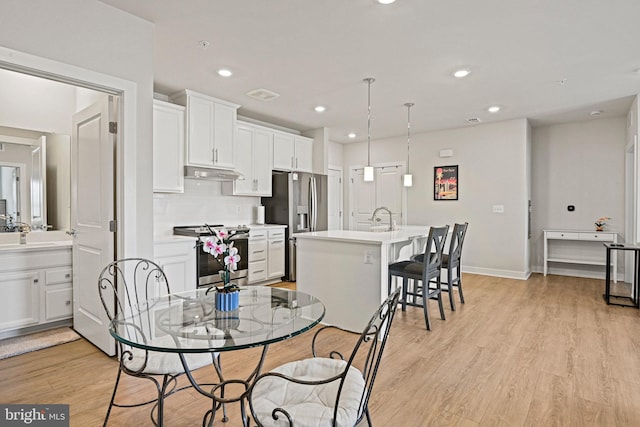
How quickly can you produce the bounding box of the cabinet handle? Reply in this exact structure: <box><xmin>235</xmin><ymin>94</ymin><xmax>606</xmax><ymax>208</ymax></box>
<box><xmin>254</xmin><ymin>250</ymin><xmax>265</xmax><ymax>253</ymax></box>
<box><xmin>33</xmin><ymin>279</ymin><xmax>38</xmax><ymax>283</ymax></box>
<box><xmin>214</xmin><ymin>148</ymin><xmax>218</xmax><ymax>164</ymax></box>
<box><xmin>65</xmin><ymin>300</ymin><xmax>71</xmax><ymax>306</ymax></box>
<box><xmin>296</xmin><ymin>157</ymin><xmax>298</xmax><ymax>169</ymax></box>
<box><xmin>291</xmin><ymin>156</ymin><xmax>294</xmax><ymax>170</ymax></box>
<box><xmin>65</xmin><ymin>273</ymin><xmax>71</xmax><ymax>278</ymax></box>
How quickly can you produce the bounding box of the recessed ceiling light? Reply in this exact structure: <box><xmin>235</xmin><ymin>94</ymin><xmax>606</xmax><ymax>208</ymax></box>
<box><xmin>348</xmin><ymin>133</ymin><xmax>357</xmax><ymax>139</ymax></box>
<box><xmin>198</xmin><ymin>40</ymin><xmax>210</xmax><ymax>49</ymax></box>
<box><xmin>378</xmin><ymin>0</ymin><xmax>396</xmax><ymax>4</ymax></box>
<box><xmin>488</xmin><ymin>106</ymin><xmax>501</xmax><ymax>113</ymax></box>
<box><xmin>453</xmin><ymin>69</ymin><xmax>470</xmax><ymax>78</ymax></box>
<box><xmin>314</xmin><ymin>105</ymin><xmax>326</xmax><ymax>113</ymax></box>
<box><xmin>217</xmin><ymin>69</ymin><xmax>233</xmax><ymax>77</ymax></box>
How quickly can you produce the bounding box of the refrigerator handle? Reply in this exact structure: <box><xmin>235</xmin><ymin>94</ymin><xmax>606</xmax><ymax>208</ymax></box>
<box><xmin>309</xmin><ymin>176</ymin><xmax>317</xmax><ymax>232</ymax></box>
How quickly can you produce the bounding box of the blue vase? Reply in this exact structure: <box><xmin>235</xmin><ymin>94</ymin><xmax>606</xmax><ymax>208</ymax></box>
<box><xmin>215</xmin><ymin>290</ymin><xmax>240</xmax><ymax>311</ymax></box>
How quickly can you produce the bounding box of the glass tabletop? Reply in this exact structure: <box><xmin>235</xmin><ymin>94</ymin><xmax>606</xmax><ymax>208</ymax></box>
<box><xmin>109</xmin><ymin>286</ymin><xmax>325</xmax><ymax>353</ymax></box>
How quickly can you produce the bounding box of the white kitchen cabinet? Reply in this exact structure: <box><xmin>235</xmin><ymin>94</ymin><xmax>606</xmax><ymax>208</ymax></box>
<box><xmin>225</xmin><ymin>121</ymin><xmax>273</xmax><ymax>196</ymax></box>
<box><xmin>267</xmin><ymin>228</ymin><xmax>286</xmax><ymax>279</ymax></box>
<box><xmin>170</xmin><ymin>90</ymin><xmax>240</xmax><ymax>170</ymax></box>
<box><xmin>248</xmin><ymin>227</ymin><xmax>286</xmax><ymax>284</ymax></box>
<box><xmin>154</xmin><ymin>239</ymin><xmax>197</xmax><ymax>294</ymax></box>
<box><xmin>272</xmin><ymin>131</ymin><xmax>313</xmax><ymax>173</ymax></box>
<box><xmin>248</xmin><ymin>229</ymin><xmax>268</xmax><ymax>283</ymax></box>
<box><xmin>0</xmin><ymin>245</ymin><xmax>72</xmax><ymax>337</ymax></box>
<box><xmin>153</xmin><ymin>99</ymin><xmax>185</xmax><ymax>193</ymax></box>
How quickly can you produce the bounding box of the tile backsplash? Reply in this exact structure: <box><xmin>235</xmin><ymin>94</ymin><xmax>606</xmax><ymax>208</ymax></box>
<box><xmin>153</xmin><ymin>179</ymin><xmax>259</xmax><ymax>237</ymax></box>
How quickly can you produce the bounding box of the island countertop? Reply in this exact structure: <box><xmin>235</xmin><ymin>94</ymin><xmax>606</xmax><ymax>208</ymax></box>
<box><xmin>293</xmin><ymin>225</ymin><xmax>431</xmax><ymax>245</ymax></box>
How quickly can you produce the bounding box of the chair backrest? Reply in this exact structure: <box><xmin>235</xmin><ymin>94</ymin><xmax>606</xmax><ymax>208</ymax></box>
<box><xmin>422</xmin><ymin>225</ymin><xmax>449</xmax><ymax>281</ymax></box>
<box><xmin>98</xmin><ymin>257</ymin><xmax>170</xmax><ymax>329</ymax></box>
<box><xmin>447</xmin><ymin>222</ymin><xmax>469</xmax><ymax>267</ymax></box>
<box><xmin>343</xmin><ymin>287</ymin><xmax>402</xmax><ymax>425</ymax></box>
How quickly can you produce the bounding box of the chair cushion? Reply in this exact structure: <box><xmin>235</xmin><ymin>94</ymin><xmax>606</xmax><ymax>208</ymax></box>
<box><xmin>251</xmin><ymin>358</ymin><xmax>366</xmax><ymax>427</ymax></box>
<box><xmin>122</xmin><ymin>334</ymin><xmax>214</xmax><ymax>375</ymax></box>
<box><xmin>388</xmin><ymin>260</ymin><xmax>413</xmax><ymax>274</ymax></box>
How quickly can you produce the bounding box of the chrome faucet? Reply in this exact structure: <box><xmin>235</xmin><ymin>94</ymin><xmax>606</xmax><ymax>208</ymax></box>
<box><xmin>370</xmin><ymin>206</ymin><xmax>394</xmax><ymax>231</ymax></box>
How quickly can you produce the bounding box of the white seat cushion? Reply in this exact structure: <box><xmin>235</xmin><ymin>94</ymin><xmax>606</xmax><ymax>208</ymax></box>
<box><xmin>251</xmin><ymin>358</ymin><xmax>366</xmax><ymax>427</ymax></box>
<box><xmin>122</xmin><ymin>335</ymin><xmax>214</xmax><ymax>375</ymax></box>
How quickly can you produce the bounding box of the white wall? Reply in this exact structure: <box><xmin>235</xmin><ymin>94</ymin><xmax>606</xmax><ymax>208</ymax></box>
<box><xmin>531</xmin><ymin>117</ymin><xmax>627</xmax><ymax>275</ymax></box>
<box><xmin>343</xmin><ymin>119</ymin><xmax>530</xmax><ymax>278</ymax></box>
<box><xmin>1</xmin><ymin>0</ymin><xmax>155</xmax><ymax>256</ymax></box>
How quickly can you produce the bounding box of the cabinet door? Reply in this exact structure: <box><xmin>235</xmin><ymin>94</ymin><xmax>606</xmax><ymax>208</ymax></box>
<box><xmin>0</xmin><ymin>271</ymin><xmax>40</xmax><ymax>332</ymax></box>
<box><xmin>268</xmin><ymin>230</ymin><xmax>286</xmax><ymax>279</ymax></box>
<box><xmin>45</xmin><ymin>286</ymin><xmax>73</xmax><ymax>321</ymax></box>
<box><xmin>273</xmin><ymin>132</ymin><xmax>295</xmax><ymax>171</ymax></box>
<box><xmin>233</xmin><ymin>125</ymin><xmax>255</xmax><ymax>195</ymax></box>
<box><xmin>253</xmin><ymin>129</ymin><xmax>273</xmax><ymax>196</ymax></box>
<box><xmin>294</xmin><ymin>136</ymin><xmax>313</xmax><ymax>173</ymax></box>
<box><xmin>156</xmin><ymin>254</ymin><xmax>191</xmax><ymax>294</ymax></box>
<box><xmin>153</xmin><ymin>100</ymin><xmax>185</xmax><ymax>193</ymax></box>
<box><xmin>187</xmin><ymin>95</ymin><xmax>215</xmax><ymax>167</ymax></box>
<box><xmin>213</xmin><ymin>103</ymin><xmax>236</xmax><ymax>169</ymax></box>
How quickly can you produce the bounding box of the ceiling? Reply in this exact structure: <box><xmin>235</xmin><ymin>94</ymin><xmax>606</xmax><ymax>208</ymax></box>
<box><xmin>99</xmin><ymin>0</ymin><xmax>640</xmax><ymax>143</ymax></box>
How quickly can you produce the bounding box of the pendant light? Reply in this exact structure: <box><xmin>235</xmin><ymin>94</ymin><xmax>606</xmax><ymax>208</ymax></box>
<box><xmin>403</xmin><ymin>102</ymin><xmax>414</xmax><ymax>187</ymax></box>
<box><xmin>363</xmin><ymin>77</ymin><xmax>375</xmax><ymax>182</ymax></box>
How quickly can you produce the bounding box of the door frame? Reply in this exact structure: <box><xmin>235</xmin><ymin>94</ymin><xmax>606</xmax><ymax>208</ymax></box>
<box><xmin>328</xmin><ymin>165</ymin><xmax>344</xmax><ymax>230</ymax></box>
<box><xmin>0</xmin><ymin>46</ymin><xmax>138</xmax><ymax>267</ymax></box>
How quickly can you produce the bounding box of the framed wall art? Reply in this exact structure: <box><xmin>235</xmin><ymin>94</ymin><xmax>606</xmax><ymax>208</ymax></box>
<box><xmin>434</xmin><ymin>165</ymin><xmax>458</xmax><ymax>200</ymax></box>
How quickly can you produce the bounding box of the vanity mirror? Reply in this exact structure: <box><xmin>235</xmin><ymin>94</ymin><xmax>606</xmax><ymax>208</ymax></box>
<box><xmin>0</xmin><ymin>135</ymin><xmax>51</xmax><ymax>232</ymax></box>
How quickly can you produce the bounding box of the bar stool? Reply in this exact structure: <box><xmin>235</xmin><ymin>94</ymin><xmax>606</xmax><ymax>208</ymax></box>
<box><xmin>412</xmin><ymin>222</ymin><xmax>468</xmax><ymax>311</ymax></box>
<box><xmin>388</xmin><ymin>225</ymin><xmax>449</xmax><ymax>330</ymax></box>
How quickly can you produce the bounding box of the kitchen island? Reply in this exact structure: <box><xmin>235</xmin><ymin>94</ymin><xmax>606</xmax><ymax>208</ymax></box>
<box><xmin>295</xmin><ymin>226</ymin><xmax>432</xmax><ymax>332</ymax></box>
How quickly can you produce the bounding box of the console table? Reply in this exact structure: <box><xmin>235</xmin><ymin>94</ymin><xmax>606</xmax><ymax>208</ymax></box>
<box><xmin>543</xmin><ymin>230</ymin><xmax>618</xmax><ymax>282</ymax></box>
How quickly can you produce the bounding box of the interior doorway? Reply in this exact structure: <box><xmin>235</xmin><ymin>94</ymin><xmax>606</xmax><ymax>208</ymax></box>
<box><xmin>348</xmin><ymin>162</ymin><xmax>407</xmax><ymax>231</ymax></box>
<box><xmin>0</xmin><ymin>65</ymin><xmax>119</xmax><ymax>355</ymax></box>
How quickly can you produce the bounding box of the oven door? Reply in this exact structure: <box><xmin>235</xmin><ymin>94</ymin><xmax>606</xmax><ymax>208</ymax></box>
<box><xmin>197</xmin><ymin>234</ymin><xmax>249</xmax><ymax>287</ymax></box>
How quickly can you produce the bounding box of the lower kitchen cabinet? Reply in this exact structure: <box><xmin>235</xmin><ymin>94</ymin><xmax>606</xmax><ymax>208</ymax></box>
<box><xmin>267</xmin><ymin>228</ymin><xmax>286</xmax><ymax>279</ymax></box>
<box><xmin>0</xmin><ymin>245</ymin><xmax>72</xmax><ymax>338</ymax></box>
<box><xmin>249</xmin><ymin>226</ymin><xmax>286</xmax><ymax>284</ymax></box>
<box><xmin>154</xmin><ymin>238</ymin><xmax>197</xmax><ymax>294</ymax></box>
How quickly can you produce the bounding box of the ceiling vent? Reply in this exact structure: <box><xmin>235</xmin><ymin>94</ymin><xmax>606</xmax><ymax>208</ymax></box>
<box><xmin>246</xmin><ymin>88</ymin><xmax>280</xmax><ymax>101</ymax></box>
<box><xmin>466</xmin><ymin>117</ymin><xmax>482</xmax><ymax>124</ymax></box>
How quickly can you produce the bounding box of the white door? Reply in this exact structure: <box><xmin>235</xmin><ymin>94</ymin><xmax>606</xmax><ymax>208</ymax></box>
<box><xmin>349</xmin><ymin>168</ymin><xmax>376</xmax><ymax>231</ymax></box>
<box><xmin>328</xmin><ymin>167</ymin><xmax>343</xmax><ymax>230</ymax></box>
<box><xmin>376</xmin><ymin>166</ymin><xmax>404</xmax><ymax>226</ymax></box>
<box><xmin>71</xmin><ymin>95</ymin><xmax>116</xmax><ymax>356</ymax></box>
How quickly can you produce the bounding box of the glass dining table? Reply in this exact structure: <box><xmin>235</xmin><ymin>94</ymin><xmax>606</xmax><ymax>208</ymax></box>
<box><xmin>109</xmin><ymin>285</ymin><xmax>325</xmax><ymax>426</ymax></box>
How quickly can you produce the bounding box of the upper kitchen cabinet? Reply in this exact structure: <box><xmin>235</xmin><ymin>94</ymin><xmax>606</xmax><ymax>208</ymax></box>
<box><xmin>170</xmin><ymin>90</ymin><xmax>240</xmax><ymax>170</ymax></box>
<box><xmin>225</xmin><ymin>121</ymin><xmax>273</xmax><ymax>196</ymax></box>
<box><xmin>153</xmin><ymin>100</ymin><xmax>185</xmax><ymax>193</ymax></box>
<box><xmin>272</xmin><ymin>132</ymin><xmax>313</xmax><ymax>173</ymax></box>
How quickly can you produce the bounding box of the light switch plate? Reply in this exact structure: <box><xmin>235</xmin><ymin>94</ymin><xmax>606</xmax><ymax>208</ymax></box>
<box><xmin>492</xmin><ymin>205</ymin><xmax>505</xmax><ymax>213</ymax></box>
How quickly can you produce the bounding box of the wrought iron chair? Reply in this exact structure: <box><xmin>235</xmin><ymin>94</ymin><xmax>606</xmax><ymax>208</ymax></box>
<box><xmin>411</xmin><ymin>222</ymin><xmax>469</xmax><ymax>311</ymax></box>
<box><xmin>387</xmin><ymin>225</ymin><xmax>449</xmax><ymax>330</ymax></box>
<box><xmin>98</xmin><ymin>258</ymin><xmax>215</xmax><ymax>426</ymax></box>
<box><xmin>247</xmin><ymin>287</ymin><xmax>402</xmax><ymax>427</ymax></box>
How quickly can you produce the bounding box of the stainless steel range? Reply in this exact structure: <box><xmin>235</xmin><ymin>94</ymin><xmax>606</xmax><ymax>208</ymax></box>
<box><xmin>173</xmin><ymin>224</ymin><xmax>250</xmax><ymax>288</ymax></box>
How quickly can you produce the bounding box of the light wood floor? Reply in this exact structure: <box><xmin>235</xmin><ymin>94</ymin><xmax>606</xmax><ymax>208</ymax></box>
<box><xmin>1</xmin><ymin>274</ymin><xmax>640</xmax><ymax>426</ymax></box>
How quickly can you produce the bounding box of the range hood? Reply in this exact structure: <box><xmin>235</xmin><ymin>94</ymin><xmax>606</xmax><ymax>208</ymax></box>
<box><xmin>184</xmin><ymin>166</ymin><xmax>244</xmax><ymax>181</ymax></box>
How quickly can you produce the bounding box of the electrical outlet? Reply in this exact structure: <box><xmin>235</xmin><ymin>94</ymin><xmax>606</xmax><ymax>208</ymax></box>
<box><xmin>235</xmin><ymin>205</ymin><xmax>241</xmax><ymax>214</ymax></box>
<box><xmin>492</xmin><ymin>205</ymin><xmax>504</xmax><ymax>213</ymax></box>
<box><xmin>364</xmin><ymin>250</ymin><xmax>373</xmax><ymax>264</ymax></box>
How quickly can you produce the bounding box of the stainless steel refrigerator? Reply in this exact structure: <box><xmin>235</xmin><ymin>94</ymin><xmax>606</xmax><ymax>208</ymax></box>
<box><xmin>261</xmin><ymin>171</ymin><xmax>328</xmax><ymax>281</ymax></box>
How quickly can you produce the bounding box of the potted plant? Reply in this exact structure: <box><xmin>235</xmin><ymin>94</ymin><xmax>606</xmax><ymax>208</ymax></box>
<box><xmin>202</xmin><ymin>225</ymin><xmax>241</xmax><ymax>310</ymax></box>
<box><xmin>594</xmin><ymin>216</ymin><xmax>611</xmax><ymax>232</ymax></box>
